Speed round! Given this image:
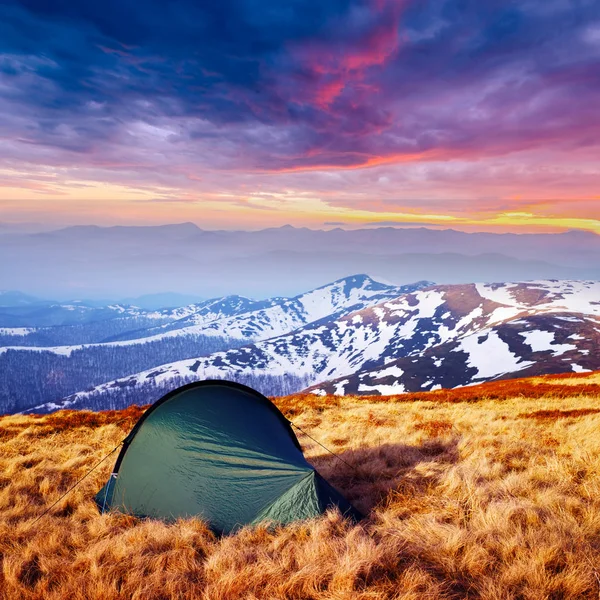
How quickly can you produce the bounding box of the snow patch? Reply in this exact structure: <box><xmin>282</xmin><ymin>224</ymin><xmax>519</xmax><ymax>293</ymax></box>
<box><xmin>487</xmin><ymin>306</ymin><xmax>522</xmax><ymax>324</ymax></box>
<box><xmin>373</xmin><ymin>365</ymin><xmax>404</xmax><ymax>379</ymax></box>
<box><xmin>457</xmin><ymin>330</ymin><xmax>533</xmax><ymax>379</ymax></box>
<box><xmin>333</xmin><ymin>379</ymin><xmax>349</xmax><ymax>395</ymax></box>
<box><xmin>413</xmin><ymin>290</ymin><xmax>445</xmax><ymax>318</ymax></box>
<box><xmin>0</xmin><ymin>327</ymin><xmax>36</xmax><ymax>335</ymax></box>
<box><xmin>0</xmin><ymin>345</ymin><xmax>83</xmax><ymax>356</ymax></box>
<box><xmin>475</xmin><ymin>282</ymin><xmax>519</xmax><ymax>306</ymax></box>
<box><xmin>358</xmin><ymin>382</ymin><xmax>406</xmax><ymax>395</ymax></box>
<box><xmin>520</xmin><ymin>330</ymin><xmax>577</xmax><ymax>355</ymax></box>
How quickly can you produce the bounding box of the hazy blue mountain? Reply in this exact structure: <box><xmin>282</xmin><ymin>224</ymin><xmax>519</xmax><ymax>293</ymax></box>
<box><xmin>0</xmin><ymin>291</ymin><xmax>47</xmax><ymax>307</ymax></box>
<box><xmin>0</xmin><ymin>224</ymin><xmax>598</xmax><ymax>299</ymax></box>
<box><xmin>118</xmin><ymin>292</ymin><xmax>206</xmax><ymax>309</ymax></box>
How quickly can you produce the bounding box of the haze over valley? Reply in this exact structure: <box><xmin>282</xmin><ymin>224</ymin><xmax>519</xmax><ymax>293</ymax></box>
<box><xmin>1</xmin><ymin>223</ymin><xmax>599</xmax><ymax>300</ymax></box>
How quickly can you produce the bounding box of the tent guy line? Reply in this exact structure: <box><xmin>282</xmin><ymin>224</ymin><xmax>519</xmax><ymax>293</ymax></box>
<box><xmin>28</xmin><ymin>440</ymin><xmax>125</xmax><ymax>529</ymax></box>
<box><xmin>290</xmin><ymin>422</ymin><xmax>357</xmax><ymax>471</ymax></box>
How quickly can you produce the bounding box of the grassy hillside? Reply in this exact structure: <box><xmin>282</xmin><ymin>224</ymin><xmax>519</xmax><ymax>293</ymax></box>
<box><xmin>2</xmin><ymin>372</ymin><xmax>600</xmax><ymax>599</ymax></box>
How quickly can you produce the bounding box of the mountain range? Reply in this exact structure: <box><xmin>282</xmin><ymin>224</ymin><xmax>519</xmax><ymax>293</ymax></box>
<box><xmin>2</xmin><ymin>275</ymin><xmax>596</xmax><ymax>415</ymax></box>
<box><xmin>0</xmin><ymin>224</ymin><xmax>598</xmax><ymax>299</ymax></box>
<box><xmin>0</xmin><ymin>275</ymin><xmax>429</xmax><ymax>412</ymax></box>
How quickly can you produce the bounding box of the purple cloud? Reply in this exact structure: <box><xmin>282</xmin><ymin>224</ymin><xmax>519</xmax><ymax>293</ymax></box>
<box><xmin>0</xmin><ymin>0</ymin><xmax>598</xmax><ymax>226</ymax></box>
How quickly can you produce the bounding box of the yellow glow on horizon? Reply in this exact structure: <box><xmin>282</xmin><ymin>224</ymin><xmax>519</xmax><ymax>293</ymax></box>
<box><xmin>486</xmin><ymin>213</ymin><xmax>600</xmax><ymax>234</ymax></box>
<box><xmin>1</xmin><ymin>175</ymin><xmax>598</xmax><ymax>234</ymax></box>
<box><xmin>501</xmin><ymin>212</ymin><xmax>535</xmax><ymax>218</ymax></box>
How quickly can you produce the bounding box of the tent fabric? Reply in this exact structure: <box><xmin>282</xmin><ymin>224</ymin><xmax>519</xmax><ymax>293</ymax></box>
<box><xmin>96</xmin><ymin>380</ymin><xmax>361</xmax><ymax>533</ymax></box>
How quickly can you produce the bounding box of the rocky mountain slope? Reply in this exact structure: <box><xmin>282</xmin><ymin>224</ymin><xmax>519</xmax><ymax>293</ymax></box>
<box><xmin>310</xmin><ymin>281</ymin><xmax>599</xmax><ymax>395</ymax></box>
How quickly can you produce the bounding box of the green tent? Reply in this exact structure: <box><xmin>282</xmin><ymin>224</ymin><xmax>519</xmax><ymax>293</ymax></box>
<box><xmin>96</xmin><ymin>380</ymin><xmax>361</xmax><ymax>533</ymax></box>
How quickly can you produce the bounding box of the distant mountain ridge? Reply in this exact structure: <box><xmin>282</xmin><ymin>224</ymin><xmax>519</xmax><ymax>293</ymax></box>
<box><xmin>16</xmin><ymin>277</ymin><xmax>600</xmax><ymax>414</ymax></box>
<box><xmin>1</xmin><ymin>224</ymin><xmax>598</xmax><ymax>299</ymax></box>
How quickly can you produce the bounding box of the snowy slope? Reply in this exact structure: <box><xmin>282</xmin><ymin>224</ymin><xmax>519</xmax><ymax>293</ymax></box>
<box><xmin>311</xmin><ymin>281</ymin><xmax>600</xmax><ymax>394</ymax></box>
<box><xmin>2</xmin><ymin>275</ymin><xmax>431</xmax><ymax>412</ymax></box>
<box><xmin>110</xmin><ymin>274</ymin><xmax>432</xmax><ymax>343</ymax></box>
<box><xmin>101</xmin><ymin>295</ymin><xmax>266</xmax><ymax>342</ymax></box>
<box><xmin>0</xmin><ymin>300</ymin><xmax>160</xmax><ymax>323</ymax></box>
<box><xmin>2</xmin><ymin>275</ymin><xmax>430</xmax><ymax>352</ymax></box>
<box><xmin>38</xmin><ymin>279</ymin><xmax>600</xmax><ymax>412</ymax></box>
<box><xmin>0</xmin><ymin>295</ymin><xmax>258</xmax><ymax>346</ymax></box>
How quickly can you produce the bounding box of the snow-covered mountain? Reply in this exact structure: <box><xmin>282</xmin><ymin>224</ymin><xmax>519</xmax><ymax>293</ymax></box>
<box><xmin>0</xmin><ymin>298</ymin><xmax>157</xmax><ymax>328</ymax></box>
<box><xmin>34</xmin><ymin>279</ymin><xmax>600</xmax><ymax>413</ymax></box>
<box><xmin>310</xmin><ymin>281</ymin><xmax>600</xmax><ymax>395</ymax></box>
<box><xmin>1</xmin><ymin>275</ymin><xmax>430</xmax><ymax>412</ymax></box>
<box><xmin>0</xmin><ymin>295</ymin><xmax>257</xmax><ymax>346</ymax></box>
<box><xmin>106</xmin><ymin>274</ymin><xmax>431</xmax><ymax>344</ymax></box>
<box><xmin>0</xmin><ymin>275</ymin><xmax>429</xmax><ymax>349</ymax></box>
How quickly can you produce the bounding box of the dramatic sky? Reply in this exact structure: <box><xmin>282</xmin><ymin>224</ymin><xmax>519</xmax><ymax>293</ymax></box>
<box><xmin>0</xmin><ymin>0</ymin><xmax>599</xmax><ymax>232</ymax></box>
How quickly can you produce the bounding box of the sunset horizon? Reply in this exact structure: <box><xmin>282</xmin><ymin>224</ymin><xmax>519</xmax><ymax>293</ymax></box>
<box><xmin>2</xmin><ymin>217</ymin><xmax>600</xmax><ymax>235</ymax></box>
<box><xmin>1</xmin><ymin>1</ymin><xmax>598</xmax><ymax>234</ymax></box>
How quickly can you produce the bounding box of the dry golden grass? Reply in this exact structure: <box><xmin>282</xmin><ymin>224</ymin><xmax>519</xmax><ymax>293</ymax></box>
<box><xmin>530</xmin><ymin>372</ymin><xmax>600</xmax><ymax>386</ymax></box>
<box><xmin>3</xmin><ymin>372</ymin><xmax>600</xmax><ymax>599</ymax></box>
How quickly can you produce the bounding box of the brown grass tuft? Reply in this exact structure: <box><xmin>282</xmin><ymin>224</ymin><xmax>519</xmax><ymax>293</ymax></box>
<box><xmin>519</xmin><ymin>408</ymin><xmax>600</xmax><ymax>421</ymax></box>
<box><xmin>2</xmin><ymin>370</ymin><xmax>600</xmax><ymax>598</ymax></box>
<box><xmin>414</xmin><ymin>419</ymin><xmax>454</xmax><ymax>437</ymax></box>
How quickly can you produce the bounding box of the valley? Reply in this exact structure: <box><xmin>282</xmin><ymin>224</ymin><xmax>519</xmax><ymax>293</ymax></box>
<box><xmin>1</xmin><ymin>276</ymin><xmax>598</xmax><ymax>415</ymax></box>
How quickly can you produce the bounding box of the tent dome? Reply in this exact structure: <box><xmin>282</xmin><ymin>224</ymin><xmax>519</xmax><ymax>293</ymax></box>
<box><xmin>96</xmin><ymin>380</ymin><xmax>361</xmax><ymax>533</ymax></box>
